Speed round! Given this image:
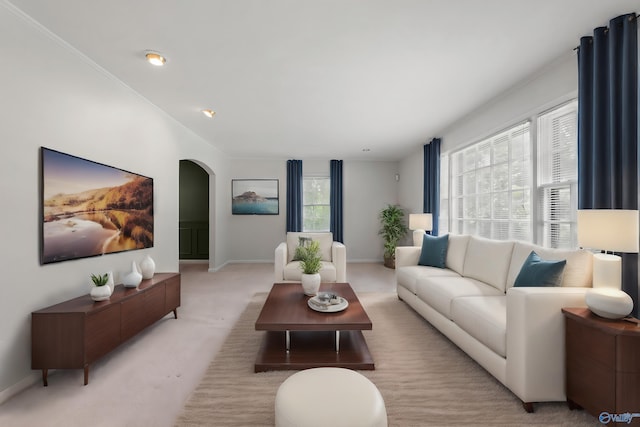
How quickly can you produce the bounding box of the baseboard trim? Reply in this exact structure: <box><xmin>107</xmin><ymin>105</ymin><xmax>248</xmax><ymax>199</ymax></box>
<box><xmin>0</xmin><ymin>372</ymin><xmax>41</xmax><ymax>405</ymax></box>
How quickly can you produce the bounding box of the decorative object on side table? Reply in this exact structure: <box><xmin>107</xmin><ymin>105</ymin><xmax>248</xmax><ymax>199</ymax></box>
<box><xmin>122</xmin><ymin>260</ymin><xmax>143</xmax><ymax>288</ymax></box>
<box><xmin>296</xmin><ymin>238</ymin><xmax>323</xmax><ymax>296</ymax></box>
<box><xmin>139</xmin><ymin>255</ymin><xmax>156</xmax><ymax>279</ymax></box>
<box><xmin>378</xmin><ymin>204</ymin><xmax>408</xmax><ymax>269</ymax></box>
<box><xmin>90</xmin><ymin>273</ymin><xmax>113</xmax><ymax>301</ymax></box>
<box><xmin>577</xmin><ymin>209</ymin><xmax>639</xmax><ymax>319</ymax></box>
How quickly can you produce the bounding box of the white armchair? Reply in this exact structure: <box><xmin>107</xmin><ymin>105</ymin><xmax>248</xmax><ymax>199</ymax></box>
<box><xmin>275</xmin><ymin>232</ymin><xmax>346</xmax><ymax>282</ymax></box>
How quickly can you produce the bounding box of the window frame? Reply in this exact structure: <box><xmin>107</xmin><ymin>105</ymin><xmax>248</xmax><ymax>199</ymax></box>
<box><xmin>440</xmin><ymin>98</ymin><xmax>578</xmax><ymax>248</ymax></box>
<box><xmin>302</xmin><ymin>176</ymin><xmax>331</xmax><ymax>232</ymax></box>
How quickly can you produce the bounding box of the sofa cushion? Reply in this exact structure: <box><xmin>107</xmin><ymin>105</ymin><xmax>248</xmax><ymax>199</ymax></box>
<box><xmin>463</xmin><ymin>236</ymin><xmax>515</xmax><ymax>293</ymax></box>
<box><xmin>284</xmin><ymin>261</ymin><xmax>337</xmax><ymax>282</ymax></box>
<box><xmin>507</xmin><ymin>242</ymin><xmax>593</xmax><ymax>289</ymax></box>
<box><xmin>451</xmin><ymin>296</ymin><xmax>506</xmax><ymax>358</ymax></box>
<box><xmin>418</xmin><ymin>234</ymin><xmax>449</xmax><ymax>268</ymax></box>
<box><xmin>415</xmin><ymin>276</ymin><xmax>504</xmax><ymax>320</ymax></box>
<box><xmin>286</xmin><ymin>232</ymin><xmax>333</xmax><ymax>263</ymax></box>
<box><xmin>396</xmin><ymin>266</ymin><xmax>460</xmax><ymax>294</ymax></box>
<box><xmin>514</xmin><ymin>251</ymin><xmax>566</xmax><ymax>287</ymax></box>
<box><xmin>445</xmin><ymin>234</ymin><xmax>470</xmax><ymax>275</ymax></box>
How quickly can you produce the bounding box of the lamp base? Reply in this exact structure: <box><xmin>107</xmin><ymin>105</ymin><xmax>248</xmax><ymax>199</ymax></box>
<box><xmin>585</xmin><ymin>288</ymin><xmax>633</xmax><ymax>319</ymax></box>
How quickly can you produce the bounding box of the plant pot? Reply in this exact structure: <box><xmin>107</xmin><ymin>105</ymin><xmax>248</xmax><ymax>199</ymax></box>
<box><xmin>301</xmin><ymin>273</ymin><xmax>321</xmax><ymax>296</ymax></box>
<box><xmin>383</xmin><ymin>255</ymin><xmax>395</xmax><ymax>269</ymax></box>
<box><xmin>90</xmin><ymin>285</ymin><xmax>112</xmax><ymax>302</ymax></box>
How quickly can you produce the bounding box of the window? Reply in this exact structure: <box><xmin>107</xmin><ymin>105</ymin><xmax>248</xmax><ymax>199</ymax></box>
<box><xmin>440</xmin><ymin>100</ymin><xmax>578</xmax><ymax>248</ymax></box>
<box><xmin>303</xmin><ymin>177</ymin><xmax>330</xmax><ymax>232</ymax></box>
<box><xmin>450</xmin><ymin>122</ymin><xmax>531</xmax><ymax>241</ymax></box>
<box><xmin>537</xmin><ymin>101</ymin><xmax>578</xmax><ymax>249</ymax></box>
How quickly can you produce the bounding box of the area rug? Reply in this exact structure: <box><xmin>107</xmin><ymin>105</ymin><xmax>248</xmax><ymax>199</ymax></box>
<box><xmin>175</xmin><ymin>292</ymin><xmax>598</xmax><ymax>426</ymax></box>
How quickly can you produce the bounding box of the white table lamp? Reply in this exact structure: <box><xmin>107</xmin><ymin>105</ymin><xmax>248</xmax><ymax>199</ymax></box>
<box><xmin>409</xmin><ymin>213</ymin><xmax>433</xmax><ymax>247</ymax></box>
<box><xmin>577</xmin><ymin>209</ymin><xmax>639</xmax><ymax>319</ymax></box>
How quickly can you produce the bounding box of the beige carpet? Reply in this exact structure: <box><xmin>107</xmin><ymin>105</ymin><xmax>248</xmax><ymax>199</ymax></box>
<box><xmin>175</xmin><ymin>292</ymin><xmax>598</xmax><ymax>427</ymax></box>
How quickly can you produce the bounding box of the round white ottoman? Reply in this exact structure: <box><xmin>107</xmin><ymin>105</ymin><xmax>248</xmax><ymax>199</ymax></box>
<box><xmin>275</xmin><ymin>367</ymin><xmax>387</xmax><ymax>427</ymax></box>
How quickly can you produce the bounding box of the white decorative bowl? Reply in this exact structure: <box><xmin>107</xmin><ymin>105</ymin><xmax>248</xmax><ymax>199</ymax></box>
<box><xmin>585</xmin><ymin>288</ymin><xmax>633</xmax><ymax>319</ymax></box>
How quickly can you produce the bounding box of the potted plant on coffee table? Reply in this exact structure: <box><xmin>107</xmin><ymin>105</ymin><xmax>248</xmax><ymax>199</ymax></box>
<box><xmin>378</xmin><ymin>204</ymin><xmax>409</xmax><ymax>269</ymax></box>
<box><xmin>296</xmin><ymin>239</ymin><xmax>323</xmax><ymax>296</ymax></box>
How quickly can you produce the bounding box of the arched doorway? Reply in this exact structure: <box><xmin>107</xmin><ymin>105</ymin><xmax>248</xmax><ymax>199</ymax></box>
<box><xmin>178</xmin><ymin>160</ymin><xmax>214</xmax><ymax>267</ymax></box>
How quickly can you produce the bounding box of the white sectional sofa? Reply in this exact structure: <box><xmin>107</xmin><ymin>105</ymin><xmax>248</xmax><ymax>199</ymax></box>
<box><xmin>395</xmin><ymin>234</ymin><xmax>593</xmax><ymax>412</ymax></box>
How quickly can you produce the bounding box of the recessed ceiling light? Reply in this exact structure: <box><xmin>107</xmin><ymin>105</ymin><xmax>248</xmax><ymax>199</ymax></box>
<box><xmin>202</xmin><ymin>109</ymin><xmax>216</xmax><ymax>118</ymax></box>
<box><xmin>145</xmin><ymin>52</ymin><xmax>166</xmax><ymax>66</ymax></box>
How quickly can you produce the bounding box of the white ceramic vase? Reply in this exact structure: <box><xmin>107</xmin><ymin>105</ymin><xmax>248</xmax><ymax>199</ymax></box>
<box><xmin>90</xmin><ymin>284</ymin><xmax>112</xmax><ymax>301</ymax></box>
<box><xmin>123</xmin><ymin>261</ymin><xmax>143</xmax><ymax>288</ymax></box>
<box><xmin>106</xmin><ymin>271</ymin><xmax>115</xmax><ymax>294</ymax></box>
<box><xmin>139</xmin><ymin>255</ymin><xmax>156</xmax><ymax>280</ymax></box>
<box><xmin>301</xmin><ymin>273</ymin><xmax>321</xmax><ymax>296</ymax></box>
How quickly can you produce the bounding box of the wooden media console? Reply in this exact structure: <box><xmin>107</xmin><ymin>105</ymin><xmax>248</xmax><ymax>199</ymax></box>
<box><xmin>31</xmin><ymin>272</ymin><xmax>180</xmax><ymax>386</ymax></box>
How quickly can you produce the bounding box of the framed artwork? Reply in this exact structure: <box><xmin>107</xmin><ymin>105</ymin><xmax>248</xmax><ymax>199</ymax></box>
<box><xmin>232</xmin><ymin>179</ymin><xmax>279</xmax><ymax>215</ymax></box>
<box><xmin>40</xmin><ymin>147</ymin><xmax>154</xmax><ymax>264</ymax></box>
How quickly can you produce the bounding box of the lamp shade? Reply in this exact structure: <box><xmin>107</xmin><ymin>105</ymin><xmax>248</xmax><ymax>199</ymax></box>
<box><xmin>409</xmin><ymin>213</ymin><xmax>433</xmax><ymax>231</ymax></box>
<box><xmin>577</xmin><ymin>209</ymin><xmax>639</xmax><ymax>253</ymax></box>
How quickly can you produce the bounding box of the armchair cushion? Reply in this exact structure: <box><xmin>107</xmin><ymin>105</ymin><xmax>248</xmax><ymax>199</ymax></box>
<box><xmin>283</xmin><ymin>261</ymin><xmax>337</xmax><ymax>282</ymax></box>
<box><xmin>286</xmin><ymin>232</ymin><xmax>333</xmax><ymax>263</ymax></box>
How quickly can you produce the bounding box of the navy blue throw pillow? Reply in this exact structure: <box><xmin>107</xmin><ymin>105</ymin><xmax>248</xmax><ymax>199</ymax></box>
<box><xmin>418</xmin><ymin>234</ymin><xmax>449</xmax><ymax>268</ymax></box>
<box><xmin>514</xmin><ymin>251</ymin><xmax>566</xmax><ymax>287</ymax></box>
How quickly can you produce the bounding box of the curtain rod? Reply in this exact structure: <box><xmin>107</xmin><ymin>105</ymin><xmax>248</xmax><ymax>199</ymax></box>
<box><xmin>572</xmin><ymin>13</ymin><xmax>638</xmax><ymax>51</ymax></box>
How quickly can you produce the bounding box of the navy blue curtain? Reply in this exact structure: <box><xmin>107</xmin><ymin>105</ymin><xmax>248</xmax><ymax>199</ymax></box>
<box><xmin>423</xmin><ymin>138</ymin><xmax>441</xmax><ymax>235</ymax></box>
<box><xmin>286</xmin><ymin>159</ymin><xmax>303</xmax><ymax>232</ymax></box>
<box><xmin>577</xmin><ymin>13</ymin><xmax>638</xmax><ymax>314</ymax></box>
<box><xmin>330</xmin><ymin>160</ymin><xmax>344</xmax><ymax>243</ymax></box>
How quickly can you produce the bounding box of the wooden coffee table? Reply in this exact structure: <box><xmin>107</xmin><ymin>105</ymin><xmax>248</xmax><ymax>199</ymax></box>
<box><xmin>254</xmin><ymin>282</ymin><xmax>374</xmax><ymax>372</ymax></box>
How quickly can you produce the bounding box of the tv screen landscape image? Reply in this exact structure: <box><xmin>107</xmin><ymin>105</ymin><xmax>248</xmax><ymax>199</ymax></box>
<box><xmin>40</xmin><ymin>147</ymin><xmax>154</xmax><ymax>264</ymax></box>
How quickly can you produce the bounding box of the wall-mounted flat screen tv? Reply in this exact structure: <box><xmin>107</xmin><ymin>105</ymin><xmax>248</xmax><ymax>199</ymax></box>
<box><xmin>40</xmin><ymin>147</ymin><xmax>154</xmax><ymax>264</ymax></box>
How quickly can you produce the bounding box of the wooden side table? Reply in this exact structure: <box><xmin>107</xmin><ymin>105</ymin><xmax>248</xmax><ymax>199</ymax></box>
<box><xmin>562</xmin><ymin>307</ymin><xmax>640</xmax><ymax>424</ymax></box>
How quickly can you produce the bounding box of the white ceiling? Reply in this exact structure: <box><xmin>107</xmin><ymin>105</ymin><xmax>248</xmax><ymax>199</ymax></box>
<box><xmin>8</xmin><ymin>0</ymin><xmax>639</xmax><ymax>160</ymax></box>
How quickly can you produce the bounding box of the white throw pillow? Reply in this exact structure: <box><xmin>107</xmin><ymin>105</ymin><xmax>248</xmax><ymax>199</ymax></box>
<box><xmin>286</xmin><ymin>232</ymin><xmax>333</xmax><ymax>263</ymax></box>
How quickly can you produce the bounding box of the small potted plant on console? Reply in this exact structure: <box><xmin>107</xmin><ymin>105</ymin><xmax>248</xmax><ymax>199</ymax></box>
<box><xmin>90</xmin><ymin>273</ymin><xmax>113</xmax><ymax>302</ymax></box>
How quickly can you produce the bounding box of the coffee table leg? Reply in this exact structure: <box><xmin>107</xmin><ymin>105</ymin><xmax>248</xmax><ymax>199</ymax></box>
<box><xmin>286</xmin><ymin>330</ymin><xmax>290</xmax><ymax>352</ymax></box>
<box><xmin>335</xmin><ymin>330</ymin><xmax>340</xmax><ymax>352</ymax></box>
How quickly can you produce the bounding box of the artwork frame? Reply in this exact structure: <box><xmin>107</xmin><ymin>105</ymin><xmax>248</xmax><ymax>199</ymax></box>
<box><xmin>40</xmin><ymin>147</ymin><xmax>154</xmax><ymax>265</ymax></box>
<box><xmin>231</xmin><ymin>179</ymin><xmax>279</xmax><ymax>215</ymax></box>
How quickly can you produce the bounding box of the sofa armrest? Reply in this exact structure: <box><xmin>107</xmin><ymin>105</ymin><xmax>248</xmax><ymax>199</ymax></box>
<box><xmin>506</xmin><ymin>286</ymin><xmax>589</xmax><ymax>403</ymax></box>
<box><xmin>274</xmin><ymin>242</ymin><xmax>287</xmax><ymax>281</ymax></box>
<box><xmin>395</xmin><ymin>246</ymin><xmax>421</xmax><ymax>268</ymax></box>
<box><xmin>332</xmin><ymin>242</ymin><xmax>347</xmax><ymax>282</ymax></box>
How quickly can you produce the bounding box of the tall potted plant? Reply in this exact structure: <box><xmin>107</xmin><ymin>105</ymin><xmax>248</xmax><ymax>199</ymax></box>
<box><xmin>378</xmin><ymin>204</ymin><xmax>409</xmax><ymax>269</ymax></box>
<box><xmin>296</xmin><ymin>239</ymin><xmax>323</xmax><ymax>296</ymax></box>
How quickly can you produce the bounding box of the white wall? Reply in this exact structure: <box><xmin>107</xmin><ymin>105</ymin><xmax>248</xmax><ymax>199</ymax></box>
<box><xmin>0</xmin><ymin>4</ymin><xmax>230</xmax><ymax>398</ymax></box>
<box><xmin>226</xmin><ymin>158</ymin><xmax>399</xmax><ymax>263</ymax></box>
<box><xmin>398</xmin><ymin>52</ymin><xmax>579</xmax><ymax>220</ymax></box>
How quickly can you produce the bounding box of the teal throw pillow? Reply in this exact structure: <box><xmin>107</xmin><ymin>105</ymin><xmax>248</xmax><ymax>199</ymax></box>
<box><xmin>418</xmin><ymin>234</ymin><xmax>449</xmax><ymax>268</ymax></box>
<box><xmin>514</xmin><ymin>251</ymin><xmax>566</xmax><ymax>287</ymax></box>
